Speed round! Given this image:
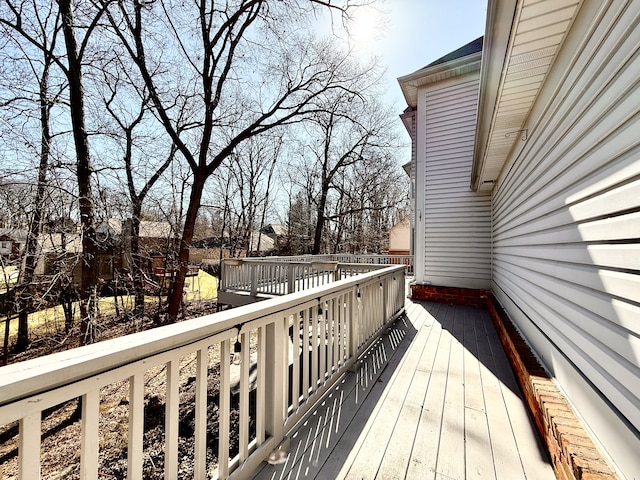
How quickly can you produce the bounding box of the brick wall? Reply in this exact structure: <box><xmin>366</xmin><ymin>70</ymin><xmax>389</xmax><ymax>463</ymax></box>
<box><xmin>410</xmin><ymin>284</ymin><xmax>487</xmax><ymax>307</ymax></box>
<box><xmin>486</xmin><ymin>294</ymin><xmax>617</xmax><ymax>480</ymax></box>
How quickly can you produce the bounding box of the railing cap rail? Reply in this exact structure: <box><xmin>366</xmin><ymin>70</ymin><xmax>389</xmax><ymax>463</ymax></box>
<box><xmin>0</xmin><ymin>264</ymin><xmax>405</xmax><ymax>407</ymax></box>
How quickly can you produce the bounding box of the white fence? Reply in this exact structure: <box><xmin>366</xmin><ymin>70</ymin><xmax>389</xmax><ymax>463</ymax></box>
<box><xmin>0</xmin><ymin>265</ymin><xmax>406</xmax><ymax>479</ymax></box>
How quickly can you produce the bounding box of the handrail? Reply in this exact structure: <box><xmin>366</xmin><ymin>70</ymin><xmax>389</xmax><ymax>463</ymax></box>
<box><xmin>0</xmin><ymin>264</ymin><xmax>406</xmax><ymax>480</ymax></box>
<box><xmin>241</xmin><ymin>254</ymin><xmax>414</xmax><ymax>273</ymax></box>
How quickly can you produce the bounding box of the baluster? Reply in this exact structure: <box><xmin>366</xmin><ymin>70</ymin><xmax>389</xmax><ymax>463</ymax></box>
<box><xmin>292</xmin><ymin>314</ymin><xmax>300</xmax><ymax>410</ymax></box>
<box><xmin>319</xmin><ymin>302</ymin><xmax>326</xmax><ymax>384</ymax></box>
<box><xmin>239</xmin><ymin>331</ymin><xmax>250</xmax><ymax>462</ymax></box>
<box><xmin>219</xmin><ymin>339</ymin><xmax>231</xmax><ymax>479</ymax></box>
<box><xmin>302</xmin><ymin>308</ymin><xmax>310</xmax><ymax>401</ymax></box>
<box><xmin>128</xmin><ymin>374</ymin><xmax>144</xmax><ymax>480</ymax></box>
<box><xmin>194</xmin><ymin>349</ymin><xmax>208</xmax><ymax>479</ymax></box>
<box><xmin>326</xmin><ymin>299</ymin><xmax>333</xmax><ymax>373</ymax></box>
<box><xmin>311</xmin><ymin>307</ymin><xmax>319</xmax><ymax>391</ymax></box>
<box><xmin>382</xmin><ymin>278</ymin><xmax>387</xmax><ymax>322</ymax></box>
<box><xmin>352</xmin><ymin>287</ymin><xmax>361</xmax><ymax>355</ymax></box>
<box><xmin>19</xmin><ymin>413</ymin><xmax>41</xmax><ymax>480</ymax></box>
<box><xmin>333</xmin><ymin>297</ymin><xmax>340</xmax><ymax>370</ymax></box>
<box><xmin>81</xmin><ymin>389</ymin><xmax>100</xmax><ymax>479</ymax></box>
<box><xmin>165</xmin><ymin>360</ymin><xmax>179</xmax><ymax>480</ymax></box>
<box><xmin>257</xmin><ymin>325</ymin><xmax>266</xmax><ymax>445</ymax></box>
<box><xmin>264</xmin><ymin>316</ymin><xmax>287</xmax><ymax>450</ymax></box>
<box><xmin>287</xmin><ymin>264</ymin><xmax>295</xmax><ymax>294</ymax></box>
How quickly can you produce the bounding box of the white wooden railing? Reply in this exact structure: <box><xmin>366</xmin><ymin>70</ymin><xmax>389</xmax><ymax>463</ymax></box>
<box><xmin>219</xmin><ymin>259</ymin><xmax>388</xmax><ymax>299</ymax></box>
<box><xmin>240</xmin><ymin>254</ymin><xmax>414</xmax><ymax>274</ymax></box>
<box><xmin>0</xmin><ymin>265</ymin><xmax>405</xmax><ymax>480</ymax></box>
<box><xmin>219</xmin><ymin>255</ymin><xmax>413</xmax><ymax>301</ymax></box>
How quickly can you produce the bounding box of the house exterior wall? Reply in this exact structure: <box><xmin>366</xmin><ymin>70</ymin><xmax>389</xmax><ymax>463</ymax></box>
<box><xmin>491</xmin><ymin>1</ymin><xmax>640</xmax><ymax>476</ymax></box>
<box><xmin>416</xmin><ymin>73</ymin><xmax>492</xmax><ymax>288</ymax></box>
<box><xmin>0</xmin><ymin>237</ymin><xmax>13</xmax><ymax>257</ymax></box>
<box><xmin>388</xmin><ymin>218</ymin><xmax>410</xmax><ymax>254</ymax></box>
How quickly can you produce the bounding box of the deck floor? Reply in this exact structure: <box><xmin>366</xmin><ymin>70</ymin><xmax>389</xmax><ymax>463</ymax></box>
<box><xmin>251</xmin><ymin>299</ymin><xmax>555</xmax><ymax>480</ymax></box>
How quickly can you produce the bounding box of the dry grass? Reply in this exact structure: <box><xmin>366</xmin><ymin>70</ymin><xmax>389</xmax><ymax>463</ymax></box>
<box><xmin>3</xmin><ymin>270</ymin><xmax>218</xmax><ymax>344</ymax></box>
<box><xmin>0</xmin><ymin>265</ymin><xmax>18</xmax><ymax>294</ymax></box>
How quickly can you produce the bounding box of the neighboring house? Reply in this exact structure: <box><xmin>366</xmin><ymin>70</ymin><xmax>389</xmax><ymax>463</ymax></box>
<box><xmin>36</xmin><ymin>219</ymin><xmax>175</xmax><ymax>282</ymax></box>
<box><xmin>386</xmin><ymin>217</ymin><xmax>410</xmax><ymax>256</ymax></box>
<box><xmin>399</xmin><ymin>1</ymin><xmax>639</xmax><ymax>478</ymax></box>
<box><xmin>106</xmin><ymin>218</ymin><xmax>175</xmax><ymax>271</ymax></box>
<box><xmin>0</xmin><ymin>228</ymin><xmax>27</xmax><ymax>259</ymax></box>
<box><xmin>36</xmin><ymin>227</ymin><xmax>118</xmax><ymax>282</ymax></box>
<box><xmin>249</xmin><ymin>230</ymin><xmax>275</xmax><ymax>254</ymax></box>
<box><xmin>260</xmin><ymin>223</ymin><xmax>286</xmax><ymax>251</ymax></box>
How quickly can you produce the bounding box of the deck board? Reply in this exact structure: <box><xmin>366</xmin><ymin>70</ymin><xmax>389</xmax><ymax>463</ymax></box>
<box><xmin>250</xmin><ymin>299</ymin><xmax>555</xmax><ymax>480</ymax></box>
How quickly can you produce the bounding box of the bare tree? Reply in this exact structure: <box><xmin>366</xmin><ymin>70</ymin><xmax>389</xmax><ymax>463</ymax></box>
<box><xmin>223</xmin><ymin>134</ymin><xmax>281</xmax><ymax>256</ymax></box>
<box><xmin>0</xmin><ymin>2</ymin><xmax>65</xmax><ymax>350</ymax></box>
<box><xmin>57</xmin><ymin>0</ymin><xmax>103</xmax><ymax>342</ymax></box>
<box><xmin>329</xmin><ymin>151</ymin><xmax>408</xmax><ymax>253</ymax></box>
<box><xmin>98</xmin><ymin>63</ymin><xmax>177</xmax><ymax>316</ymax></box>
<box><xmin>104</xmin><ymin>0</ymin><xmax>372</xmax><ymax>320</ymax></box>
<box><xmin>289</xmin><ymin>91</ymin><xmax>401</xmax><ymax>254</ymax></box>
<box><xmin>2</xmin><ymin>0</ymin><xmax>108</xmax><ymax>343</ymax></box>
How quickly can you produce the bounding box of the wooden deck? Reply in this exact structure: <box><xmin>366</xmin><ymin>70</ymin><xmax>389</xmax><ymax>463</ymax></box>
<box><xmin>251</xmin><ymin>298</ymin><xmax>555</xmax><ymax>480</ymax></box>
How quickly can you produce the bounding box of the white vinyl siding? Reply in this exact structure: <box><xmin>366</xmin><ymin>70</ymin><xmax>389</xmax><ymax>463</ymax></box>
<box><xmin>420</xmin><ymin>75</ymin><xmax>491</xmax><ymax>289</ymax></box>
<box><xmin>492</xmin><ymin>1</ymin><xmax>640</xmax><ymax>476</ymax></box>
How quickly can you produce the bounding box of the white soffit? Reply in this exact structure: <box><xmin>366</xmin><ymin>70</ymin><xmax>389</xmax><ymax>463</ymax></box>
<box><xmin>474</xmin><ymin>0</ymin><xmax>583</xmax><ymax>192</ymax></box>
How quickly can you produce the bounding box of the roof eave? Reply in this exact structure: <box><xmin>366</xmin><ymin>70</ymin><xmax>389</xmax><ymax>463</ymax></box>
<box><xmin>471</xmin><ymin>0</ymin><xmax>584</xmax><ymax>192</ymax></box>
<box><xmin>471</xmin><ymin>0</ymin><xmax>518</xmax><ymax>192</ymax></box>
<box><xmin>399</xmin><ymin>108</ymin><xmax>415</xmax><ymax>136</ymax></box>
<box><xmin>398</xmin><ymin>51</ymin><xmax>483</xmax><ymax>108</ymax></box>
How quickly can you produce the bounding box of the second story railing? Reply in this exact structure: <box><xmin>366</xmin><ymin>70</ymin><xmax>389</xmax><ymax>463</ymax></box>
<box><xmin>220</xmin><ymin>254</ymin><xmax>413</xmax><ymax>300</ymax></box>
<box><xmin>0</xmin><ymin>265</ymin><xmax>406</xmax><ymax>480</ymax></box>
<box><xmin>238</xmin><ymin>254</ymin><xmax>414</xmax><ymax>274</ymax></box>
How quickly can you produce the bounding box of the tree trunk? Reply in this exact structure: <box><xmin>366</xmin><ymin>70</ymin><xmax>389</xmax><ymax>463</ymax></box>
<box><xmin>59</xmin><ymin>0</ymin><xmax>98</xmax><ymax>344</ymax></box>
<box><xmin>130</xmin><ymin>203</ymin><xmax>145</xmax><ymax>316</ymax></box>
<box><xmin>14</xmin><ymin>61</ymin><xmax>52</xmax><ymax>352</ymax></box>
<box><xmin>166</xmin><ymin>171</ymin><xmax>206</xmax><ymax>321</ymax></box>
<box><xmin>312</xmin><ymin>186</ymin><xmax>329</xmax><ymax>255</ymax></box>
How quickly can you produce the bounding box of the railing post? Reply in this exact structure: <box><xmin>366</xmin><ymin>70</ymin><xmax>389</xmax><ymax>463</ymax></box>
<box><xmin>250</xmin><ymin>264</ymin><xmax>257</xmax><ymax>297</ymax></box>
<box><xmin>265</xmin><ymin>315</ymin><xmax>289</xmax><ymax>463</ymax></box>
<box><xmin>220</xmin><ymin>260</ymin><xmax>226</xmax><ymax>291</ymax></box>
<box><xmin>348</xmin><ymin>286</ymin><xmax>361</xmax><ymax>371</ymax></box>
<box><xmin>287</xmin><ymin>264</ymin><xmax>295</xmax><ymax>294</ymax></box>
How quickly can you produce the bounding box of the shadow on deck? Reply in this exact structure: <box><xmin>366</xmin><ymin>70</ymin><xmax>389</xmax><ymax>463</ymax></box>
<box><xmin>251</xmin><ymin>299</ymin><xmax>554</xmax><ymax>480</ymax></box>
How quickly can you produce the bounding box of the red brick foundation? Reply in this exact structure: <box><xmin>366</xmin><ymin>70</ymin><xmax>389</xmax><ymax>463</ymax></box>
<box><xmin>486</xmin><ymin>294</ymin><xmax>617</xmax><ymax>480</ymax></box>
<box><xmin>410</xmin><ymin>284</ymin><xmax>488</xmax><ymax>307</ymax></box>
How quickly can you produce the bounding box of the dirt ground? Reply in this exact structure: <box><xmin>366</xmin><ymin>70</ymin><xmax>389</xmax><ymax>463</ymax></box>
<box><xmin>0</xmin><ymin>299</ymin><xmax>256</xmax><ymax>480</ymax></box>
